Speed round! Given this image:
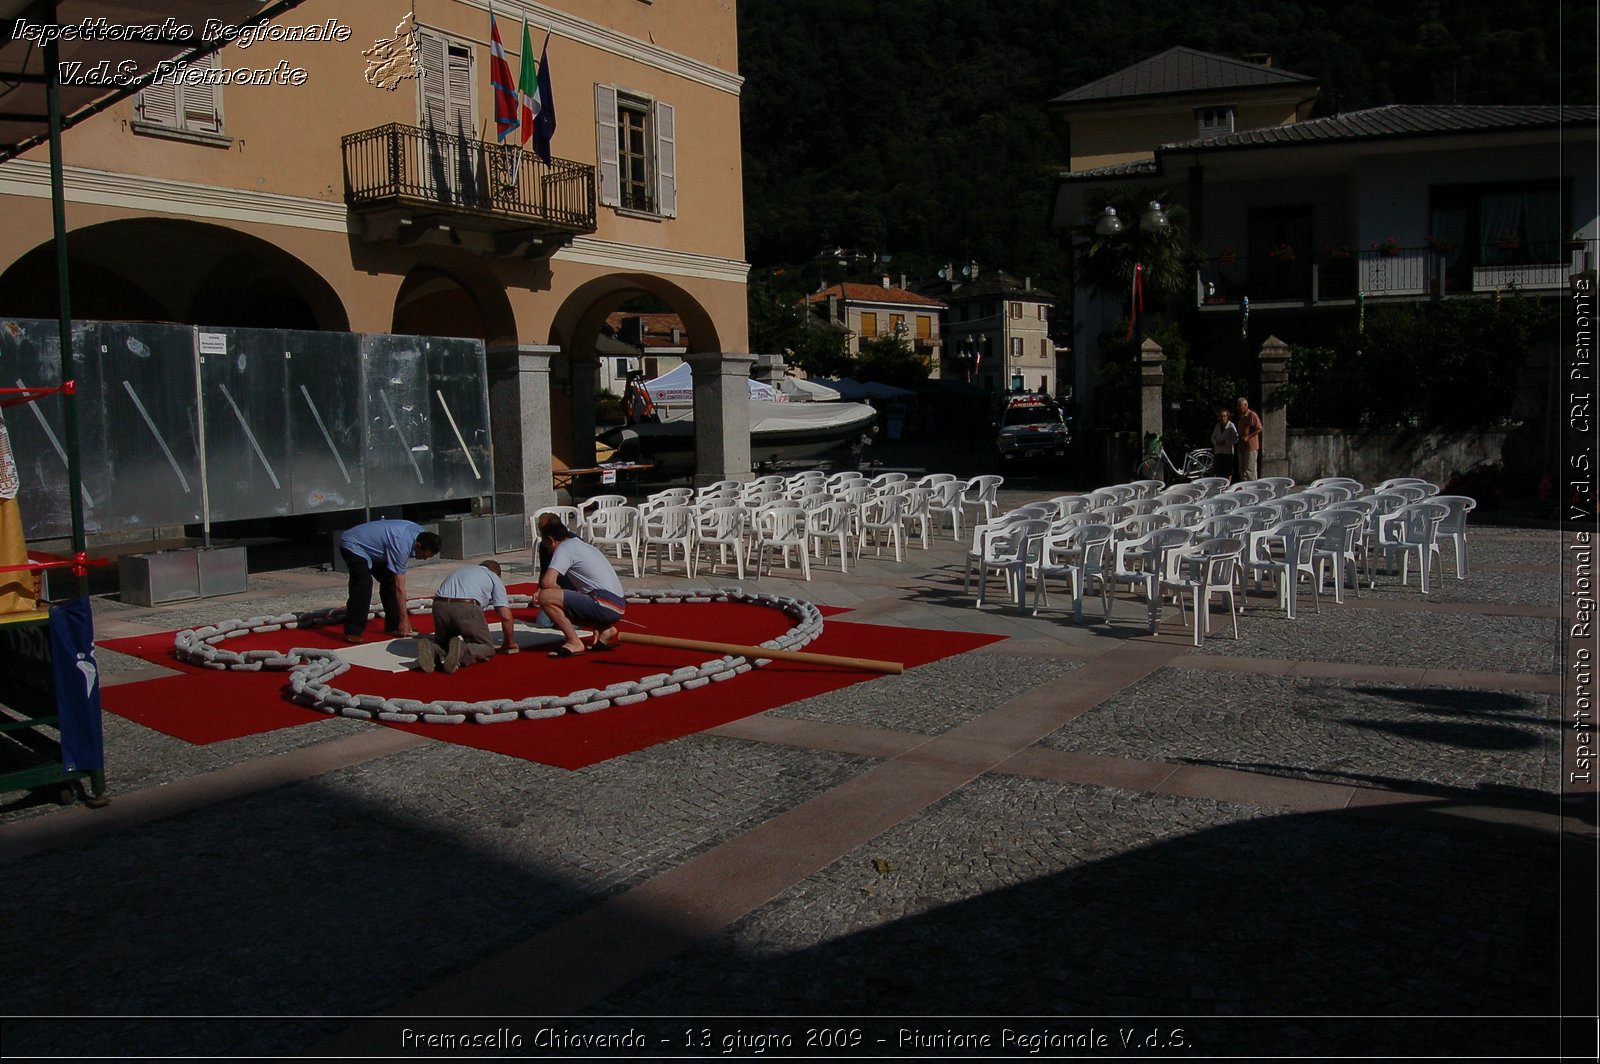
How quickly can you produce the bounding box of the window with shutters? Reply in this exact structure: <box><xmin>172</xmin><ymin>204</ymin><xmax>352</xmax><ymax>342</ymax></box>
<box><xmin>132</xmin><ymin>52</ymin><xmax>227</xmax><ymax>144</ymax></box>
<box><xmin>415</xmin><ymin>30</ymin><xmax>476</xmax><ymax>202</ymax></box>
<box><xmin>595</xmin><ymin>85</ymin><xmax>677</xmax><ymax>218</ymax></box>
<box><xmin>916</xmin><ymin>315</ymin><xmax>931</xmax><ymax>339</ymax></box>
<box><xmin>859</xmin><ymin>312</ymin><xmax>878</xmax><ymax>337</ymax></box>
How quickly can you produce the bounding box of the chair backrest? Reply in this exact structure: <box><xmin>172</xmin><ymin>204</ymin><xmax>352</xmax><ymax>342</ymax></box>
<box><xmin>1120</xmin><ymin>526</ymin><xmax>1192</xmax><ymax>572</ymax></box>
<box><xmin>749</xmin><ymin>474</ymin><xmax>787</xmax><ymax>491</ymax></box>
<box><xmin>1386</xmin><ymin>484</ymin><xmax>1430</xmax><ymax>504</ymax></box>
<box><xmin>755</xmin><ymin>504</ymin><xmax>808</xmax><ymax>541</ymax></box>
<box><xmin>1189</xmin><ymin>476</ymin><xmax>1231</xmax><ymax>497</ymax></box>
<box><xmin>1101</xmin><ymin>483</ymin><xmax>1140</xmax><ymax>504</ymax></box>
<box><xmin>699</xmin><ymin>480</ymin><xmax>743</xmax><ymax>497</ymax></box>
<box><xmin>963</xmin><ymin>474</ymin><xmax>1004</xmax><ymax>503</ymax></box>
<box><xmin>1128</xmin><ymin>479</ymin><xmax>1167</xmax><ymax>499</ymax></box>
<box><xmin>1269</xmin><ymin>518</ymin><xmax>1325</xmax><ymax>564</ymax></box>
<box><xmin>532</xmin><ymin>504</ymin><xmax>582</xmax><ymax>532</ymax></box>
<box><xmin>862</xmin><ymin>492</ymin><xmax>904</xmax><ymax>524</ymax></box>
<box><xmin>696</xmin><ymin>505</ymin><xmax>747</xmax><ymax>541</ymax></box>
<box><xmin>1115</xmin><ymin>513</ymin><xmax>1170</xmax><ymax>542</ymax></box>
<box><xmin>786</xmin><ymin>470</ymin><xmax>827</xmax><ymax>487</ymax></box>
<box><xmin>1258</xmin><ymin>476</ymin><xmax>1297</xmax><ymax>495</ymax></box>
<box><xmin>808</xmin><ymin>499</ymin><xmax>852</xmax><ymax>535</ymax></box>
<box><xmin>826</xmin><ymin>471</ymin><xmax>867</xmax><ymax>490</ymax></box>
<box><xmin>1274</xmin><ymin>495</ymin><xmax>1311</xmax><ymax>519</ymax></box>
<box><xmin>1127</xmin><ymin>497</ymin><xmax>1163</xmax><ymax>515</ymax></box>
<box><xmin>1223</xmin><ymin>485</ymin><xmax>1265</xmax><ymax>505</ymax></box>
<box><xmin>991</xmin><ymin>518</ymin><xmax>1051</xmax><ymax>563</ymax></box>
<box><xmin>1156</xmin><ymin>484</ymin><xmax>1205</xmax><ymax>504</ymax></box>
<box><xmin>1092</xmin><ymin>502</ymin><xmax>1136</xmax><ymax>525</ymax></box>
<box><xmin>930</xmin><ymin>480</ymin><xmax>965</xmax><ymax>509</ymax></box>
<box><xmin>1311</xmin><ymin>477</ymin><xmax>1365</xmax><ymax>493</ymax></box>
<box><xmin>578</xmin><ymin>493</ymin><xmax>627</xmax><ymax>514</ymax></box>
<box><xmin>1083</xmin><ymin>488</ymin><xmax>1122</xmax><ymax>508</ymax></box>
<box><xmin>641</xmin><ymin>503</ymin><xmax>694</xmax><ymax>539</ymax></box>
<box><xmin>647</xmin><ymin>487</ymin><xmax>694</xmax><ymax>504</ymax></box>
<box><xmin>869</xmin><ymin>471</ymin><xmax>909</xmax><ymax>490</ymax></box>
<box><xmin>1430</xmin><ymin>494</ymin><xmax>1477</xmax><ymax>534</ymax></box>
<box><xmin>1311</xmin><ymin>484</ymin><xmax>1356</xmax><ymax>503</ymax></box>
<box><xmin>1072</xmin><ymin>522</ymin><xmax>1115</xmax><ymax>574</ymax></box>
<box><xmin>1198</xmin><ymin>495</ymin><xmax>1241</xmax><ymax>517</ymax></box>
<box><xmin>1152</xmin><ymin>502</ymin><xmax>1202</xmax><ymax>528</ymax></box>
<box><xmin>1231</xmin><ymin>505</ymin><xmax>1279</xmax><ymax>531</ymax></box>
<box><xmin>1195</xmin><ymin>513</ymin><xmax>1251</xmax><ymax>540</ymax></box>
<box><xmin>1375</xmin><ymin>477</ymin><xmax>1428</xmax><ymax>493</ymax></box>
<box><xmin>1190</xmin><ymin>536</ymin><xmax>1245</xmax><ymax>585</ymax></box>
<box><xmin>588</xmin><ymin>504</ymin><xmax>639</xmax><ymax>541</ymax></box>
<box><xmin>899</xmin><ymin>484</ymin><xmax>934</xmax><ymax>514</ymax></box>
<box><xmin>1050</xmin><ymin>495</ymin><xmax>1094</xmax><ymax>516</ymax></box>
<box><xmin>1397</xmin><ymin>501</ymin><xmax>1450</xmax><ymax>543</ymax></box>
<box><xmin>917</xmin><ymin>472</ymin><xmax>958</xmax><ymax>487</ymax></box>
<box><xmin>1313</xmin><ymin>507</ymin><xmax>1365</xmax><ymax>549</ymax></box>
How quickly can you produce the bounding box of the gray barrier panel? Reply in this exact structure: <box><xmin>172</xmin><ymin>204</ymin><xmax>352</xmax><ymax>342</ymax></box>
<box><xmin>196</xmin><ymin>327</ymin><xmax>292</xmax><ymax>522</ymax></box>
<box><xmin>285</xmin><ymin>329</ymin><xmax>365</xmax><ymax>515</ymax></box>
<box><xmin>2</xmin><ymin>318</ymin><xmax>491</xmax><ymax>538</ymax></box>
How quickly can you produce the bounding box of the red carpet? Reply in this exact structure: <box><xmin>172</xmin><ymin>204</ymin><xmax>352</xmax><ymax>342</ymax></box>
<box><xmin>98</xmin><ymin>590</ymin><xmax>1004</xmax><ymax>769</ymax></box>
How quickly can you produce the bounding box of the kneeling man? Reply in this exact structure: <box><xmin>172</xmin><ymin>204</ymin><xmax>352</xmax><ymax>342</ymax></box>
<box><xmin>419</xmin><ymin>560</ymin><xmax>519</xmax><ymax>673</ymax></box>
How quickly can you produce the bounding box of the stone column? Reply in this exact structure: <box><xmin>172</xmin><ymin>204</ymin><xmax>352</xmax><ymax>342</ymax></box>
<box><xmin>1258</xmin><ymin>334</ymin><xmax>1291</xmax><ymax>478</ymax></box>
<box><xmin>685</xmin><ymin>352</ymin><xmax>756</xmax><ymax>485</ymax></box>
<box><xmin>486</xmin><ymin>343</ymin><xmax>558</xmax><ymax>513</ymax></box>
<box><xmin>1138</xmin><ymin>337</ymin><xmax>1165</xmax><ymax>444</ymax></box>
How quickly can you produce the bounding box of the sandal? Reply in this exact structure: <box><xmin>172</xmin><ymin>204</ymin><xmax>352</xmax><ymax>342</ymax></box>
<box><xmin>548</xmin><ymin>645</ymin><xmax>584</xmax><ymax>658</ymax></box>
<box><xmin>590</xmin><ymin>640</ymin><xmax>617</xmax><ymax>652</ymax></box>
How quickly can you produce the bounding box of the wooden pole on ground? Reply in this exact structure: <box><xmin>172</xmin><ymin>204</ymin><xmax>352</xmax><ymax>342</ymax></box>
<box><xmin>617</xmin><ymin>631</ymin><xmax>903</xmax><ymax>675</ymax></box>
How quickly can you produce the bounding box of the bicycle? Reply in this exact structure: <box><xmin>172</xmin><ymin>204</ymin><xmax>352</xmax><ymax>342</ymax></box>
<box><xmin>1136</xmin><ymin>432</ymin><xmax>1214</xmax><ymax>483</ymax></box>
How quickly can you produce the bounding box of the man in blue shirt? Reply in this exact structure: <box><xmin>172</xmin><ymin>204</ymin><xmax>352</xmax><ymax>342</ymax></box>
<box><xmin>338</xmin><ymin>519</ymin><xmax>441</xmax><ymax>643</ymax></box>
<box><xmin>418</xmin><ymin>560</ymin><xmax>520</xmax><ymax>673</ymax></box>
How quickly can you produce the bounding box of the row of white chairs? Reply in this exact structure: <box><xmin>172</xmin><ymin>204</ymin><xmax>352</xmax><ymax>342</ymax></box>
<box><xmin>533</xmin><ymin>471</ymin><xmax>1008</xmax><ymax>581</ymax></box>
<box><xmin>966</xmin><ymin>475</ymin><xmax>1473</xmax><ymax>645</ymax></box>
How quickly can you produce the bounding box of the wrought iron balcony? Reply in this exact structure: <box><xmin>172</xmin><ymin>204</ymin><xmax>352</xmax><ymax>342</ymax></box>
<box><xmin>342</xmin><ymin>122</ymin><xmax>596</xmax><ymax>256</ymax></box>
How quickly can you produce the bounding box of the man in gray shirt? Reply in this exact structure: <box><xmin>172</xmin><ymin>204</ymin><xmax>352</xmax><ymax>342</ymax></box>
<box><xmin>536</xmin><ymin>518</ymin><xmax>626</xmax><ymax>658</ymax></box>
<box><xmin>419</xmin><ymin>560</ymin><xmax>519</xmax><ymax>673</ymax></box>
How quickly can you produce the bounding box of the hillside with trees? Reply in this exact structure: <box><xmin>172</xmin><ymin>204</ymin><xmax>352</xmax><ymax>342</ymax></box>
<box><xmin>738</xmin><ymin>0</ymin><xmax>1594</xmax><ymax>298</ymax></box>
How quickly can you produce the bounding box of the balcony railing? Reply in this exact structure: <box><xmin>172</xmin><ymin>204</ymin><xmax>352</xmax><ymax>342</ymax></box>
<box><xmin>342</xmin><ymin>122</ymin><xmax>596</xmax><ymax>240</ymax></box>
<box><xmin>1196</xmin><ymin>240</ymin><xmax>1583</xmax><ymax>307</ymax></box>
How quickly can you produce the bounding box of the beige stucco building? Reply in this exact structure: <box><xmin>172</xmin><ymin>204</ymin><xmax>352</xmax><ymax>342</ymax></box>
<box><xmin>0</xmin><ymin>0</ymin><xmax>750</xmax><ymax>513</ymax></box>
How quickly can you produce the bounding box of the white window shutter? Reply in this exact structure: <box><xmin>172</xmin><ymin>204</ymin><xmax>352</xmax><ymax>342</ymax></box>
<box><xmin>418</xmin><ymin>32</ymin><xmax>447</xmax><ymax>131</ymax></box>
<box><xmin>655</xmin><ymin>99</ymin><xmax>677</xmax><ymax>218</ymax></box>
<box><xmin>179</xmin><ymin>53</ymin><xmax>221</xmax><ymax>134</ymax></box>
<box><xmin>595</xmin><ymin>83</ymin><xmax>620</xmax><ymax>207</ymax></box>
<box><xmin>139</xmin><ymin>80</ymin><xmax>178</xmax><ymax>127</ymax></box>
<box><xmin>445</xmin><ymin>42</ymin><xmax>474</xmax><ymax>131</ymax></box>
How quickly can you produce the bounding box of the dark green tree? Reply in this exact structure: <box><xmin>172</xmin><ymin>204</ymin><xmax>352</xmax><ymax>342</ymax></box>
<box><xmin>854</xmin><ymin>331</ymin><xmax>929</xmax><ymax>389</ymax></box>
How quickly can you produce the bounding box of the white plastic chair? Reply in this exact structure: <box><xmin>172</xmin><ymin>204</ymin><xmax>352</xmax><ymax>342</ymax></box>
<box><xmin>1160</xmin><ymin>537</ymin><xmax>1244</xmax><ymax>646</ymax></box>
<box><xmin>638</xmin><ymin>503</ymin><xmax>696</xmax><ymax>575</ymax></box>
<box><xmin>1393</xmin><ymin>501</ymin><xmax>1451</xmax><ymax>593</ymax></box>
<box><xmin>1431</xmin><ymin>495</ymin><xmax>1477</xmax><ymax>579</ymax></box>
<box><xmin>1031</xmin><ymin>522</ymin><xmax>1114</xmax><ymax>623</ymax></box>
<box><xmin>898</xmin><ymin>485</ymin><xmax>936</xmax><ymax>548</ymax></box>
<box><xmin>691</xmin><ymin>505</ymin><xmax>748</xmax><ymax>580</ymax></box>
<box><xmin>868</xmin><ymin>471</ymin><xmax>909</xmax><ymax>493</ymax></box>
<box><xmin>587</xmin><ymin>504</ymin><xmax>642</xmax><ymax>578</ymax></box>
<box><xmin>1155</xmin><ymin>484</ymin><xmax>1205</xmax><ymax>504</ymax></box>
<box><xmin>1197</xmin><ymin>494</ymin><xmax>1242</xmax><ymax>518</ymax></box>
<box><xmin>1111</xmin><ymin>527</ymin><xmax>1193</xmax><ymax>632</ymax></box>
<box><xmin>1152</xmin><ymin>503</ymin><xmax>1202</xmax><ymax>529</ymax></box>
<box><xmin>1050</xmin><ymin>495</ymin><xmax>1095</xmax><ymax>517</ymax></box>
<box><xmin>826</xmin><ymin>470</ymin><xmax>867</xmax><ymax>492</ymax></box>
<box><xmin>928</xmin><ymin>480</ymin><xmax>967</xmax><ymax>541</ymax></box>
<box><xmin>1255</xmin><ymin>476</ymin><xmax>1297</xmax><ymax>497</ymax></box>
<box><xmin>1311</xmin><ymin>477</ymin><xmax>1365</xmax><ymax>494</ymax></box>
<box><xmin>916</xmin><ymin>472</ymin><xmax>958</xmax><ymax>488</ymax></box>
<box><xmin>855</xmin><ymin>492</ymin><xmax>907</xmax><ymax>562</ymax></box>
<box><xmin>961</xmin><ymin>511</ymin><xmax>1030</xmax><ymax>594</ymax></box>
<box><xmin>751</xmin><ymin>504</ymin><xmax>811</xmax><ymax>581</ymax></box>
<box><xmin>1246</xmin><ymin>517</ymin><xmax>1325</xmax><ymax>619</ymax></box>
<box><xmin>1311</xmin><ymin>506</ymin><xmax>1366</xmax><ymax>603</ymax></box>
<box><xmin>1194</xmin><ymin>513</ymin><xmax>1252</xmax><ymax>541</ymax></box>
<box><xmin>974</xmin><ymin>518</ymin><xmax>1049</xmax><ymax>611</ymax></box>
<box><xmin>1364</xmin><ymin>491</ymin><xmax>1414</xmax><ymax>586</ymax></box>
<box><xmin>806</xmin><ymin>499</ymin><xmax>854</xmax><ymax>574</ymax></box>
<box><xmin>961</xmin><ymin>474</ymin><xmax>1005</xmax><ymax>523</ymax></box>
<box><xmin>1127</xmin><ymin>479</ymin><xmax>1167</xmax><ymax>499</ymax></box>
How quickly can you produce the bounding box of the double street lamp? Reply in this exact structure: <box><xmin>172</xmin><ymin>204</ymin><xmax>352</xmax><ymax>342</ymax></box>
<box><xmin>1094</xmin><ymin>200</ymin><xmax>1169</xmax><ymax>342</ymax></box>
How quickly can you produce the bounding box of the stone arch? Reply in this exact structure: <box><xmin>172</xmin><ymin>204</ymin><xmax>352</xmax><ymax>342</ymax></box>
<box><xmin>544</xmin><ymin>273</ymin><xmax>723</xmax><ymax>467</ymax></box>
<box><xmin>389</xmin><ymin>255</ymin><xmax>516</xmax><ymax>345</ymax></box>
<box><xmin>0</xmin><ymin>218</ymin><xmax>348</xmax><ymax>330</ymax></box>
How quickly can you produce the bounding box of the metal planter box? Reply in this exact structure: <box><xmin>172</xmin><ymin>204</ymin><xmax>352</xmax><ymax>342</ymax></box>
<box><xmin>438</xmin><ymin>515</ymin><xmax>495</xmax><ymax>559</ymax></box>
<box><xmin>196</xmin><ymin>547</ymin><xmax>248</xmax><ymax>598</ymax></box>
<box><xmin>492</xmin><ymin>514</ymin><xmax>526</xmax><ymax>554</ymax></box>
<box><xmin>119</xmin><ymin>551</ymin><xmax>201</xmax><ymax>606</ymax></box>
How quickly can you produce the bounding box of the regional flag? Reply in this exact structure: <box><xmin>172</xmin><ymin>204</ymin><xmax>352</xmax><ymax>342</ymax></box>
<box><xmin>517</xmin><ymin>17</ymin><xmax>540</xmax><ymax>145</ymax></box>
<box><xmin>533</xmin><ymin>31</ymin><xmax>557</xmax><ymax>164</ymax></box>
<box><xmin>489</xmin><ymin>10</ymin><xmax>519</xmax><ymax>142</ymax></box>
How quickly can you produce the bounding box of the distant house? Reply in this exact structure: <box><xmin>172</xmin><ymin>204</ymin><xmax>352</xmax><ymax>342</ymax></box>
<box><xmin>1046</xmin><ymin>46</ymin><xmax>1598</xmax><ymax>428</ymax></box>
<box><xmin>938</xmin><ymin>271</ymin><xmax>1061</xmax><ymax>396</ymax></box>
<box><xmin>805</xmin><ymin>280</ymin><xmax>946</xmax><ymax>366</ymax></box>
<box><xmin>599</xmin><ymin>312</ymin><xmax>689</xmax><ymax>393</ymax></box>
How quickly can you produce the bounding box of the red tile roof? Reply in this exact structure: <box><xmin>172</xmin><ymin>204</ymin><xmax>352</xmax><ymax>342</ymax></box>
<box><xmin>805</xmin><ymin>283</ymin><xmax>947</xmax><ymax>309</ymax></box>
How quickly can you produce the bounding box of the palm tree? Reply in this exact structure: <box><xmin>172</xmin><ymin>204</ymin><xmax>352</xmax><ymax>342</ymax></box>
<box><xmin>1072</xmin><ymin>186</ymin><xmax>1194</xmax><ymax>315</ymax></box>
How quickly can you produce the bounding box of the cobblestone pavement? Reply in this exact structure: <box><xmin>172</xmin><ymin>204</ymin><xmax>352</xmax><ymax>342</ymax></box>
<box><xmin>0</xmin><ymin>491</ymin><xmax>1591</xmax><ymax>1060</ymax></box>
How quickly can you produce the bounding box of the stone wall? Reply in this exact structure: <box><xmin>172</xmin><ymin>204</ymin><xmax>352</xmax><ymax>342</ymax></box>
<box><xmin>1287</xmin><ymin>427</ymin><xmax>1512</xmax><ymax>486</ymax></box>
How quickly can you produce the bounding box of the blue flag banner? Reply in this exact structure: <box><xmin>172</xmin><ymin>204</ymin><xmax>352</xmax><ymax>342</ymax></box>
<box><xmin>50</xmin><ymin>596</ymin><xmax>104</xmax><ymax>773</ymax></box>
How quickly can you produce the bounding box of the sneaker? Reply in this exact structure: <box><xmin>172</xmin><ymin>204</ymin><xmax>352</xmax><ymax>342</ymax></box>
<box><xmin>416</xmin><ymin>637</ymin><xmax>438</xmax><ymax>673</ymax></box>
<box><xmin>441</xmin><ymin>635</ymin><xmax>465</xmax><ymax>674</ymax></box>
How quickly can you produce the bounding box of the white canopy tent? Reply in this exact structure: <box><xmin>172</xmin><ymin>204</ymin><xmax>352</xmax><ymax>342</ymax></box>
<box><xmin>778</xmin><ymin>376</ymin><xmax>842</xmax><ymax>402</ymax></box>
<box><xmin>641</xmin><ymin>361</ymin><xmax>779</xmax><ymax>404</ymax></box>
